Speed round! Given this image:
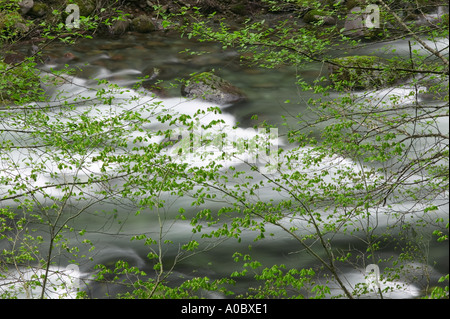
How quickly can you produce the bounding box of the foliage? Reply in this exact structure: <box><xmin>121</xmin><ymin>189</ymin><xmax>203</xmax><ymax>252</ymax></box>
<box><xmin>0</xmin><ymin>60</ymin><xmax>43</xmax><ymax>105</ymax></box>
<box><xmin>170</xmin><ymin>0</ymin><xmax>449</xmax><ymax>299</ymax></box>
<box><xmin>0</xmin><ymin>0</ymin><xmax>448</xmax><ymax>299</ymax></box>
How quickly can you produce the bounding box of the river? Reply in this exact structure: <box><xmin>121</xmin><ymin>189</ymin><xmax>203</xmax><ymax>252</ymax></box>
<box><xmin>1</xmin><ymin>29</ymin><xmax>448</xmax><ymax>299</ymax></box>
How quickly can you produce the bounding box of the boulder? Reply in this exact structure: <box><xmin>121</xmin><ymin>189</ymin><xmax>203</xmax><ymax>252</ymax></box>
<box><xmin>181</xmin><ymin>72</ymin><xmax>247</xmax><ymax>105</ymax></box>
<box><xmin>78</xmin><ymin>0</ymin><xmax>96</xmax><ymax>17</ymax></box>
<box><xmin>19</xmin><ymin>0</ymin><xmax>34</xmax><ymax>15</ymax></box>
<box><xmin>303</xmin><ymin>9</ymin><xmax>336</xmax><ymax>25</ymax></box>
<box><xmin>132</xmin><ymin>15</ymin><xmax>155</xmax><ymax>33</ymax></box>
<box><xmin>343</xmin><ymin>6</ymin><xmax>384</xmax><ymax>39</ymax></box>
<box><xmin>0</xmin><ymin>11</ymin><xmax>29</xmax><ymax>35</ymax></box>
<box><xmin>230</xmin><ymin>3</ymin><xmax>248</xmax><ymax>16</ymax></box>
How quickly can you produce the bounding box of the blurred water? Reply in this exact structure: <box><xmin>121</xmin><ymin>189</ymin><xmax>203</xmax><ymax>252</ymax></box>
<box><xmin>1</xmin><ymin>32</ymin><xmax>448</xmax><ymax>299</ymax></box>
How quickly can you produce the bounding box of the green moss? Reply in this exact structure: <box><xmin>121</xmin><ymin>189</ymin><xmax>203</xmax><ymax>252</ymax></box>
<box><xmin>191</xmin><ymin>72</ymin><xmax>217</xmax><ymax>84</ymax></box>
<box><xmin>132</xmin><ymin>15</ymin><xmax>155</xmax><ymax>33</ymax></box>
<box><xmin>0</xmin><ymin>61</ymin><xmax>44</xmax><ymax>105</ymax></box>
<box><xmin>78</xmin><ymin>0</ymin><xmax>96</xmax><ymax>17</ymax></box>
<box><xmin>329</xmin><ymin>56</ymin><xmax>407</xmax><ymax>90</ymax></box>
<box><xmin>303</xmin><ymin>9</ymin><xmax>328</xmax><ymax>24</ymax></box>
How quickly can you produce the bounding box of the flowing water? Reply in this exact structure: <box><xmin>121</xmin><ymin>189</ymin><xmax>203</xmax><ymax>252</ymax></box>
<box><xmin>1</xmin><ymin>30</ymin><xmax>448</xmax><ymax>299</ymax></box>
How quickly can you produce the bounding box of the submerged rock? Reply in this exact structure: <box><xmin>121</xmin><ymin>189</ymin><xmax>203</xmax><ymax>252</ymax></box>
<box><xmin>181</xmin><ymin>72</ymin><xmax>247</xmax><ymax>105</ymax></box>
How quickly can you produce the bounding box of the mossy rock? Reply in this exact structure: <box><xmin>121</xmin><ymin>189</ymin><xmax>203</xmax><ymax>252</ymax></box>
<box><xmin>0</xmin><ymin>61</ymin><xmax>44</xmax><ymax>105</ymax></box>
<box><xmin>78</xmin><ymin>0</ymin><xmax>96</xmax><ymax>17</ymax></box>
<box><xmin>441</xmin><ymin>13</ymin><xmax>448</xmax><ymax>26</ymax></box>
<box><xmin>19</xmin><ymin>0</ymin><xmax>34</xmax><ymax>15</ymax></box>
<box><xmin>329</xmin><ymin>56</ymin><xmax>407</xmax><ymax>90</ymax></box>
<box><xmin>230</xmin><ymin>3</ymin><xmax>247</xmax><ymax>15</ymax></box>
<box><xmin>29</xmin><ymin>2</ymin><xmax>49</xmax><ymax>17</ymax></box>
<box><xmin>110</xmin><ymin>19</ymin><xmax>130</xmax><ymax>35</ymax></box>
<box><xmin>181</xmin><ymin>72</ymin><xmax>247</xmax><ymax>105</ymax></box>
<box><xmin>132</xmin><ymin>15</ymin><xmax>155</xmax><ymax>33</ymax></box>
<box><xmin>0</xmin><ymin>10</ymin><xmax>28</xmax><ymax>32</ymax></box>
<box><xmin>303</xmin><ymin>9</ymin><xmax>335</xmax><ymax>25</ymax></box>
